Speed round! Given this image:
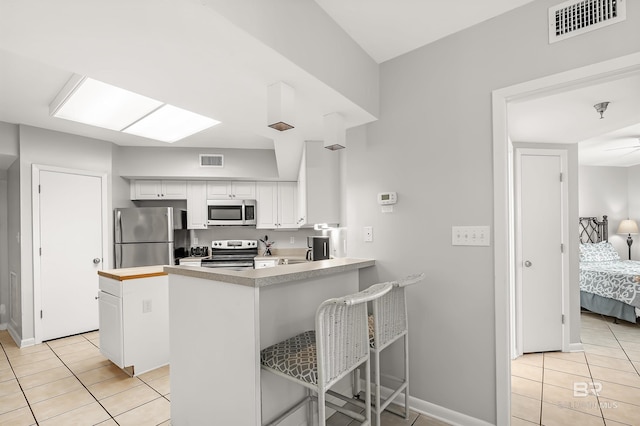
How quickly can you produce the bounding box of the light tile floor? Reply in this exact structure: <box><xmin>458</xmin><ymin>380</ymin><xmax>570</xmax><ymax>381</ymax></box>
<box><xmin>5</xmin><ymin>311</ymin><xmax>635</xmax><ymax>425</ymax></box>
<box><xmin>0</xmin><ymin>330</ymin><xmax>170</xmax><ymax>425</ymax></box>
<box><xmin>0</xmin><ymin>328</ymin><xmax>447</xmax><ymax>426</ymax></box>
<box><xmin>511</xmin><ymin>311</ymin><xmax>640</xmax><ymax>425</ymax></box>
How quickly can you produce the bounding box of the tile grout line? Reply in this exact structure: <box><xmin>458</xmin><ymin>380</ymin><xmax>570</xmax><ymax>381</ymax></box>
<box><xmin>43</xmin><ymin>334</ymin><xmax>120</xmax><ymax>425</ymax></box>
<box><xmin>0</xmin><ymin>339</ymin><xmax>40</xmax><ymax>425</ymax></box>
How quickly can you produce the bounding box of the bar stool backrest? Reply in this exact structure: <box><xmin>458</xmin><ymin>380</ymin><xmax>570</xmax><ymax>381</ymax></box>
<box><xmin>371</xmin><ymin>273</ymin><xmax>425</xmax><ymax>350</ymax></box>
<box><xmin>315</xmin><ymin>282</ymin><xmax>393</xmax><ymax>391</ymax></box>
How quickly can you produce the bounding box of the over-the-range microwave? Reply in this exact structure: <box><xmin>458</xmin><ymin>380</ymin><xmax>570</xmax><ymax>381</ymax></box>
<box><xmin>206</xmin><ymin>199</ymin><xmax>257</xmax><ymax>226</ymax></box>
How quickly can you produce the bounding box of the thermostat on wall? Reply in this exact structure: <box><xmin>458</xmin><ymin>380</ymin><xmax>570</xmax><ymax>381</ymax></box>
<box><xmin>377</xmin><ymin>192</ymin><xmax>397</xmax><ymax>205</ymax></box>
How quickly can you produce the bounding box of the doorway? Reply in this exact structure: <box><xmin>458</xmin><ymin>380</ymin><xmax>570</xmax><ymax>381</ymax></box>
<box><xmin>32</xmin><ymin>164</ymin><xmax>109</xmax><ymax>343</ymax></box>
<box><xmin>492</xmin><ymin>52</ymin><xmax>640</xmax><ymax>425</ymax></box>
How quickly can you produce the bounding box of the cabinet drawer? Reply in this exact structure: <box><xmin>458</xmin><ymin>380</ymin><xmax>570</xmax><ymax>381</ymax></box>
<box><xmin>255</xmin><ymin>259</ymin><xmax>278</xmax><ymax>269</ymax></box>
<box><xmin>99</xmin><ymin>277</ymin><xmax>122</xmax><ymax>297</ymax></box>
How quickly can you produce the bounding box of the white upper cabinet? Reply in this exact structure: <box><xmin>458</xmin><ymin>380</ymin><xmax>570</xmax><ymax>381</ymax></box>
<box><xmin>206</xmin><ymin>181</ymin><xmax>256</xmax><ymax>199</ymax></box>
<box><xmin>186</xmin><ymin>181</ymin><xmax>208</xmax><ymax>229</ymax></box>
<box><xmin>256</xmin><ymin>182</ymin><xmax>298</xmax><ymax>229</ymax></box>
<box><xmin>297</xmin><ymin>141</ymin><xmax>341</xmax><ymax>227</ymax></box>
<box><xmin>130</xmin><ymin>180</ymin><xmax>187</xmax><ymax>200</ymax></box>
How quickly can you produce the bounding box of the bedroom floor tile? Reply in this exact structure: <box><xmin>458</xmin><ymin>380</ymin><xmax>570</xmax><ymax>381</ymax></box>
<box><xmin>512</xmin><ymin>312</ymin><xmax>640</xmax><ymax>425</ymax></box>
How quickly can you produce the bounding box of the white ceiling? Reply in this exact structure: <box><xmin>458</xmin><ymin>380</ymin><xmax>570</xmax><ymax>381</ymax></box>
<box><xmin>508</xmin><ymin>70</ymin><xmax>640</xmax><ymax>167</ymax></box>
<box><xmin>0</xmin><ymin>0</ymin><xmax>637</xmax><ymax>175</ymax></box>
<box><xmin>314</xmin><ymin>0</ymin><xmax>536</xmax><ymax>63</ymax></box>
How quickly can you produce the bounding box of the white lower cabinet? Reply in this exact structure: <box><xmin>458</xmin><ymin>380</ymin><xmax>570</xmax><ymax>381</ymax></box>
<box><xmin>254</xmin><ymin>258</ymin><xmax>278</xmax><ymax>269</ymax></box>
<box><xmin>98</xmin><ymin>275</ymin><xmax>169</xmax><ymax>376</ymax></box>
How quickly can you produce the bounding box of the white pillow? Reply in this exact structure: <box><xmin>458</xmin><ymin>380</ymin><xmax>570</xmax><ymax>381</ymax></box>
<box><xmin>579</xmin><ymin>241</ymin><xmax>620</xmax><ymax>262</ymax></box>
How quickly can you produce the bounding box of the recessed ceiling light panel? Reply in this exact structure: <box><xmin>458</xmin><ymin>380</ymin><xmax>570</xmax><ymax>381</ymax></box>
<box><xmin>51</xmin><ymin>77</ymin><xmax>163</xmax><ymax>131</ymax></box>
<box><xmin>123</xmin><ymin>104</ymin><xmax>221</xmax><ymax>143</ymax></box>
<box><xmin>50</xmin><ymin>75</ymin><xmax>221</xmax><ymax>142</ymax></box>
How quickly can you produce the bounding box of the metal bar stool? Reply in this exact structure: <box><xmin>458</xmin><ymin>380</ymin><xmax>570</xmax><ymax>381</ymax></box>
<box><xmin>260</xmin><ymin>282</ymin><xmax>393</xmax><ymax>426</ymax></box>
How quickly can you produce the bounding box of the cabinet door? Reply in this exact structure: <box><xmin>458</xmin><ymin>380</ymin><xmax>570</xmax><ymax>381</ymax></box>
<box><xmin>232</xmin><ymin>182</ymin><xmax>256</xmax><ymax>199</ymax></box>
<box><xmin>297</xmin><ymin>150</ymin><xmax>307</xmax><ymax>226</ymax></box>
<box><xmin>278</xmin><ymin>182</ymin><xmax>298</xmax><ymax>229</ymax></box>
<box><xmin>162</xmin><ymin>181</ymin><xmax>187</xmax><ymax>199</ymax></box>
<box><xmin>99</xmin><ymin>291</ymin><xmax>124</xmax><ymax>368</ymax></box>
<box><xmin>206</xmin><ymin>181</ymin><xmax>232</xmax><ymax>199</ymax></box>
<box><xmin>132</xmin><ymin>180</ymin><xmax>163</xmax><ymax>199</ymax></box>
<box><xmin>256</xmin><ymin>182</ymin><xmax>278</xmax><ymax>229</ymax></box>
<box><xmin>187</xmin><ymin>181</ymin><xmax>208</xmax><ymax>229</ymax></box>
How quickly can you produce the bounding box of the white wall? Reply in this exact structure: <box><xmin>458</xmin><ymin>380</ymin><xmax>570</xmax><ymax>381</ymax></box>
<box><xmin>579</xmin><ymin>165</ymin><xmax>629</xmax><ymax>257</ymax></box>
<box><xmin>7</xmin><ymin>159</ymin><xmax>20</xmax><ymax>338</ymax></box>
<box><xmin>346</xmin><ymin>0</ymin><xmax>640</xmax><ymax>423</ymax></box>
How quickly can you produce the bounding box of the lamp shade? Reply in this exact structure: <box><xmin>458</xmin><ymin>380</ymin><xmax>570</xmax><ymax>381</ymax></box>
<box><xmin>617</xmin><ymin>219</ymin><xmax>639</xmax><ymax>234</ymax></box>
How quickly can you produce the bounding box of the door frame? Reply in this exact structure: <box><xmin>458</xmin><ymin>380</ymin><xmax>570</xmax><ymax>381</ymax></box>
<box><xmin>513</xmin><ymin>148</ymin><xmax>569</xmax><ymax>357</ymax></box>
<box><xmin>492</xmin><ymin>52</ymin><xmax>640</xmax><ymax>425</ymax></box>
<box><xmin>32</xmin><ymin>164</ymin><xmax>109</xmax><ymax>344</ymax></box>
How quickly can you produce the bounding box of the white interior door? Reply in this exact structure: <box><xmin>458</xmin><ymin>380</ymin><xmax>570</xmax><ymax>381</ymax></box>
<box><xmin>38</xmin><ymin>168</ymin><xmax>105</xmax><ymax>341</ymax></box>
<box><xmin>516</xmin><ymin>150</ymin><xmax>565</xmax><ymax>353</ymax></box>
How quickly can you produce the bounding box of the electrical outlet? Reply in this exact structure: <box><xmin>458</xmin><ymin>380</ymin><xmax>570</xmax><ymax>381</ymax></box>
<box><xmin>452</xmin><ymin>226</ymin><xmax>490</xmax><ymax>246</ymax></box>
<box><xmin>193</xmin><ymin>237</ymin><xmax>199</xmax><ymax>245</ymax></box>
<box><xmin>142</xmin><ymin>299</ymin><xmax>152</xmax><ymax>313</ymax></box>
<box><xmin>290</xmin><ymin>237</ymin><xmax>295</xmax><ymax>244</ymax></box>
<box><xmin>364</xmin><ymin>226</ymin><xmax>373</xmax><ymax>242</ymax></box>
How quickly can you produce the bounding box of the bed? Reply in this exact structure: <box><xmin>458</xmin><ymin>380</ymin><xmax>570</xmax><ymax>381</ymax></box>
<box><xmin>579</xmin><ymin>215</ymin><xmax>640</xmax><ymax>323</ymax></box>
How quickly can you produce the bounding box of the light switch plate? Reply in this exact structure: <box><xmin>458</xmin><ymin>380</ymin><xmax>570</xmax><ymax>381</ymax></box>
<box><xmin>452</xmin><ymin>226</ymin><xmax>490</xmax><ymax>246</ymax></box>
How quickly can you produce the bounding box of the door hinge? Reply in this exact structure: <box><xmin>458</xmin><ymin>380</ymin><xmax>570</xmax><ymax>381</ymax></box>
<box><xmin>38</xmin><ymin>184</ymin><xmax>41</xmax><ymax>193</ymax></box>
<box><xmin>562</xmin><ymin>314</ymin><xmax>565</xmax><ymax>324</ymax></box>
<box><xmin>559</xmin><ymin>173</ymin><xmax>563</xmax><ymax>182</ymax></box>
<box><xmin>561</xmin><ymin>243</ymin><xmax>564</xmax><ymax>253</ymax></box>
<box><xmin>40</xmin><ymin>310</ymin><xmax>43</xmax><ymax>319</ymax></box>
<box><xmin>39</xmin><ymin>247</ymin><xmax>42</xmax><ymax>256</ymax></box>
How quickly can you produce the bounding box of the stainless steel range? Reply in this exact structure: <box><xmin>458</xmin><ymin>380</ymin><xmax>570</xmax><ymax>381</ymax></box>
<box><xmin>200</xmin><ymin>240</ymin><xmax>258</xmax><ymax>270</ymax></box>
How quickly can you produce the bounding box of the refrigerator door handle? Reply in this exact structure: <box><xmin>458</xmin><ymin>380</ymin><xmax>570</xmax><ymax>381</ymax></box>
<box><xmin>115</xmin><ymin>210</ymin><xmax>123</xmax><ymax>244</ymax></box>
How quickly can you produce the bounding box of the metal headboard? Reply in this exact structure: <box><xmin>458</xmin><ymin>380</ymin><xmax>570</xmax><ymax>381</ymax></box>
<box><xmin>579</xmin><ymin>215</ymin><xmax>608</xmax><ymax>243</ymax></box>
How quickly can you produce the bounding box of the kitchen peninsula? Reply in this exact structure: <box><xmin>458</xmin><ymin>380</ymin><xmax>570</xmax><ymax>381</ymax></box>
<box><xmin>164</xmin><ymin>258</ymin><xmax>375</xmax><ymax>426</ymax></box>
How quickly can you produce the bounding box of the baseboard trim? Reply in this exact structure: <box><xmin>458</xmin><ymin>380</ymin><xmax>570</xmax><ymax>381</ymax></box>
<box><xmin>569</xmin><ymin>342</ymin><xmax>584</xmax><ymax>352</ymax></box>
<box><xmin>7</xmin><ymin>324</ymin><xmax>33</xmax><ymax>348</ymax></box>
<box><xmin>0</xmin><ymin>322</ymin><xmax>6</xmax><ymax>331</ymax></box>
<box><xmin>370</xmin><ymin>381</ymin><xmax>494</xmax><ymax>426</ymax></box>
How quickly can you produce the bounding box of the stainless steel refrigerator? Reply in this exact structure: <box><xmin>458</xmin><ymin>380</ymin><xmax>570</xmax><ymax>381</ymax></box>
<box><xmin>114</xmin><ymin>207</ymin><xmax>189</xmax><ymax>268</ymax></box>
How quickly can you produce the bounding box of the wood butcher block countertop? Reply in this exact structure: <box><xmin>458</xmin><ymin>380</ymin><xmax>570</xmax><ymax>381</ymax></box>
<box><xmin>98</xmin><ymin>265</ymin><xmax>168</xmax><ymax>281</ymax></box>
<box><xmin>164</xmin><ymin>257</ymin><xmax>375</xmax><ymax>288</ymax></box>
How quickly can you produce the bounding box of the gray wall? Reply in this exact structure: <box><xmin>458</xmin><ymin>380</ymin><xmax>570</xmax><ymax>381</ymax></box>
<box><xmin>116</xmin><ymin>146</ymin><xmax>279</xmax><ymax>180</ymax></box>
<box><xmin>345</xmin><ymin>0</ymin><xmax>640</xmax><ymax>423</ymax></box>
<box><xmin>16</xmin><ymin>125</ymin><xmax>114</xmax><ymax>343</ymax></box>
<box><xmin>0</xmin><ymin>121</ymin><xmax>19</xmax><ymax>330</ymax></box>
<box><xmin>7</xmin><ymin>159</ymin><xmax>20</xmax><ymax>337</ymax></box>
<box><xmin>579</xmin><ymin>166</ymin><xmax>630</xmax><ymax>257</ymax></box>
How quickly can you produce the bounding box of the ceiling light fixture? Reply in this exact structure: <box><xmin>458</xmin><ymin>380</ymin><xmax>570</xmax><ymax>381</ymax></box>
<box><xmin>49</xmin><ymin>74</ymin><xmax>220</xmax><ymax>142</ymax></box>
<box><xmin>323</xmin><ymin>112</ymin><xmax>346</xmax><ymax>151</ymax></box>
<box><xmin>594</xmin><ymin>101</ymin><xmax>610</xmax><ymax>119</ymax></box>
<box><xmin>267</xmin><ymin>81</ymin><xmax>295</xmax><ymax>131</ymax></box>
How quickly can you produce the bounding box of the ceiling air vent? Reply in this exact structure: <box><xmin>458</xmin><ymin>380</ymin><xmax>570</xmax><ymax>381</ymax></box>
<box><xmin>549</xmin><ymin>0</ymin><xmax>626</xmax><ymax>43</ymax></box>
<box><xmin>200</xmin><ymin>154</ymin><xmax>224</xmax><ymax>167</ymax></box>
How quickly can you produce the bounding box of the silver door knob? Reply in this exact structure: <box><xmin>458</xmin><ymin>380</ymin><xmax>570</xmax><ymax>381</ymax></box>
<box><xmin>524</xmin><ymin>260</ymin><xmax>532</xmax><ymax>267</ymax></box>
<box><xmin>93</xmin><ymin>258</ymin><xmax>101</xmax><ymax>264</ymax></box>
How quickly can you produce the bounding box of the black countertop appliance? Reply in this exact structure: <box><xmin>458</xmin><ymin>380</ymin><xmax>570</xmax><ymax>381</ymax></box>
<box><xmin>307</xmin><ymin>236</ymin><xmax>330</xmax><ymax>261</ymax></box>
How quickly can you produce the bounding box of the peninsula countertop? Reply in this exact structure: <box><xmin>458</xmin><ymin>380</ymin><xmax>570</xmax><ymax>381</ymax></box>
<box><xmin>163</xmin><ymin>257</ymin><xmax>375</xmax><ymax>288</ymax></box>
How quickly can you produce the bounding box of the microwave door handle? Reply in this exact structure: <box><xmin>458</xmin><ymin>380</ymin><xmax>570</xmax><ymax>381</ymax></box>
<box><xmin>324</xmin><ymin>241</ymin><xmax>327</xmax><ymax>257</ymax></box>
<box><xmin>241</xmin><ymin>202</ymin><xmax>246</xmax><ymax>225</ymax></box>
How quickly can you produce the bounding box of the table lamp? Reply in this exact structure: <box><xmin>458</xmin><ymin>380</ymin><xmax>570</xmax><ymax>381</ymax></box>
<box><xmin>617</xmin><ymin>219</ymin><xmax>639</xmax><ymax>260</ymax></box>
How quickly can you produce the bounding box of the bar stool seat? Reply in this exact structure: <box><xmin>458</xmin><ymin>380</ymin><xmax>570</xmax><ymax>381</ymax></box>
<box><xmin>260</xmin><ymin>282</ymin><xmax>393</xmax><ymax>426</ymax></box>
<box><xmin>260</xmin><ymin>330</ymin><xmax>318</xmax><ymax>385</ymax></box>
